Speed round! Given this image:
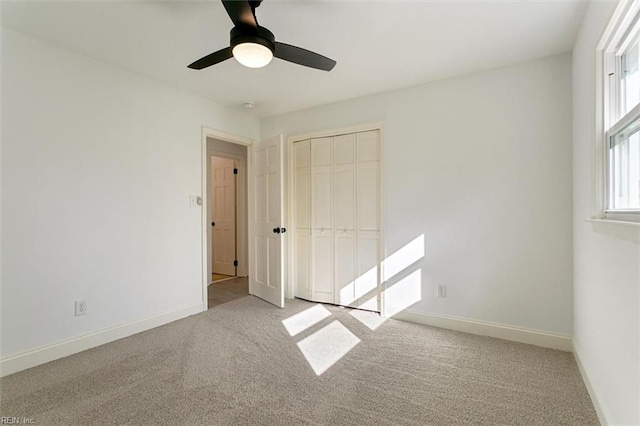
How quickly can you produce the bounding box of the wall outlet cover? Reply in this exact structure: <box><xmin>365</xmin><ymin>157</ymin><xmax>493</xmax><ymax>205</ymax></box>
<box><xmin>437</xmin><ymin>285</ymin><xmax>447</xmax><ymax>298</ymax></box>
<box><xmin>75</xmin><ymin>299</ymin><xmax>87</xmax><ymax>316</ymax></box>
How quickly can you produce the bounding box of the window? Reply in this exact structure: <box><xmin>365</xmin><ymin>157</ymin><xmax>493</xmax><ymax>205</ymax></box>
<box><xmin>621</xmin><ymin>37</ymin><xmax>640</xmax><ymax>115</ymax></box>
<box><xmin>609</xmin><ymin>114</ymin><xmax>640</xmax><ymax>210</ymax></box>
<box><xmin>600</xmin><ymin>1</ymin><xmax>640</xmax><ymax>222</ymax></box>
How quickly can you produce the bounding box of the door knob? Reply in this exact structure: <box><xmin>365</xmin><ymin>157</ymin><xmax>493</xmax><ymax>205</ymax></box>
<box><xmin>281</xmin><ymin>227</ymin><xmax>287</xmax><ymax>233</ymax></box>
<box><xmin>273</xmin><ymin>227</ymin><xmax>281</xmax><ymax>234</ymax></box>
<box><xmin>211</xmin><ymin>222</ymin><xmax>215</xmax><ymax>227</ymax></box>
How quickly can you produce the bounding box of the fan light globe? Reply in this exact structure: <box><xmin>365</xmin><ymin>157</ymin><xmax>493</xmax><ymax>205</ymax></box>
<box><xmin>232</xmin><ymin>42</ymin><xmax>273</xmax><ymax>68</ymax></box>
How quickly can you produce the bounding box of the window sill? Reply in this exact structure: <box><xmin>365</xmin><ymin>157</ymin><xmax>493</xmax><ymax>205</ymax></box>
<box><xmin>587</xmin><ymin>218</ymin><xmax>640</xmax><ymax>243</ymax></box>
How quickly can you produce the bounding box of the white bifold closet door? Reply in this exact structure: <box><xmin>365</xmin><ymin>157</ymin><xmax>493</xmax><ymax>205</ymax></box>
<box><xmin>294</xmin><ymin>140</ymin><xmax>312</xmax><ymax>301</ymax></box>
<box><xmin>333</xmin><ymin>133</ymin><xmax>357</xmax><ymax>307</ymax></box>
<box><xmin>353</xmin><ymin>131</ymin><xmax>381</xmax><ymax>311</ymax></box>
<box><xmin>294</xmin><ymin>130</ymin><xmax>380</xmax><ymax>311</ymax></box>
<box><xmin>310</xmin><ymin>136</ymin><xmax>334</xmax><ymax>303</ymax></box>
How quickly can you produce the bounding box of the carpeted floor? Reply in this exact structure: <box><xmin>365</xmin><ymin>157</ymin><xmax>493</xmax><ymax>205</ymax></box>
<box><xmin>0</xmin><ymin>296</ymin><xmax>598</xmax><ymax>425</ymax></box>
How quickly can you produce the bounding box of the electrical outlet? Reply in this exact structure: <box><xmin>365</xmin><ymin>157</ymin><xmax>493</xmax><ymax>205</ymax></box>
<box><xmin>75</xmin><ymin>299</ymin><xmax>87</xmax><ymax>316</ymax></box>
<box><xmin>437</xmin><ymin>285</ymin><xmax>447</xmax><ymax>298</ymax></box>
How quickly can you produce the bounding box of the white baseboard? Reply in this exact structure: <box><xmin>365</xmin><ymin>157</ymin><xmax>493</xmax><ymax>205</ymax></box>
<box><xmin>390</xmin><ymin>308</ymin><xmax>573</xmax><ymax>351</ymax></box>
<box><xmin>0</xmin><ymin>303</ymin><xmax>203</xmax><ymax>378</ymax></box>
<box><xmin>573</xmin><ymin>341</ymin><xmax>610</xmax><ymax>426</ymax></box>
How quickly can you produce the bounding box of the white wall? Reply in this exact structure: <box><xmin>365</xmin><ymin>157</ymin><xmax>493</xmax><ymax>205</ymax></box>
<box><xmin>0</xmin><ymin>29</ymin><xmax>259</xmax><ymax>359</ymax></box>
<box><xmin>262</xmin><ymin>53</ymin><xmax>574</xmax><ymax>336</ymax></box>
<box><xmin>572</xmin><ymin>2</ymin><xmax>640</xmax><ymax>425</ymax></box>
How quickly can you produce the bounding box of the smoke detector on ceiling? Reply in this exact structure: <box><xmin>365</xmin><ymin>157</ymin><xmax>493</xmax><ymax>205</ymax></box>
<box><xmin>244</xmin><ymin>101</ymin><xmax>255</xmax><ymax>109</ymax></box>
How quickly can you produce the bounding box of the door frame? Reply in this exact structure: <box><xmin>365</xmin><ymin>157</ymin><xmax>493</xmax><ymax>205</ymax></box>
<box><xmin>201</xmin><ymin>127</ymin><xmax>254</xmax><ymax>311</ymax></box>
<box><xmin>285</xmin><ymin>122</ymin><xmax>386</xmax><ymax>314</ymax></box>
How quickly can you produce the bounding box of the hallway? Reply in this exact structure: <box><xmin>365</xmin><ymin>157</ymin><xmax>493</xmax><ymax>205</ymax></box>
<box><xmin>208</xmin><ymin>276</ymin><xmax>249</xmax><ymax>308</ymax></box>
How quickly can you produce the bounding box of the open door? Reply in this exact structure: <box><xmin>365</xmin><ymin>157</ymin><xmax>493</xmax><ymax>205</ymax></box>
<box><xmin>249</xmin><ymin>135</ymin><xmax>285</xmax><ymax>308</ymax></box>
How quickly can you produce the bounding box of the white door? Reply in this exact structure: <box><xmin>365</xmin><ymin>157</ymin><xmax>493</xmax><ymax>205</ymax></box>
<box><xmin>333</xmin><ymin>133</ymin><xmax>357</xmax><ymax>307</ymax></box>
<box><xmin>310</xmin><ymin>137</ymin><xmax>334</xmax><ymax>303</ymax></box>
<box><xmin>293</xmin><ymin>130</ymin><xmax>381</xmax><ymax>312</ymax></box>
<box><xmin>249</xmin><ymin>135</ymin><xmax>285</xmax><ymax>308</ymax></box>
<box><xmin>354</xmin><ymin>130</ymin><xmax>381</xmax><ymax>311</ymax></box>
<box><xmin>293</xmin><ymin>140</ymin><xmax>312</xmax><ymax>300</ymax></box>
<box><xmin>211</xmin><ymin>157</ymin><xmax>236</xmax><ymax>276</ymax></box>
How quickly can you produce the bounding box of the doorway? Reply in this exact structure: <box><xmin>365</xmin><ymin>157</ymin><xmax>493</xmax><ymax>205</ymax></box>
<box><xmin>205</xmin><ymin>135</ymin><xmax>249</xmax><ymax>309</ymax></box>
<box><xmin>201</xmin><ymin>128</ymin><xmax>288</xmax><ymax>311</ymax></box>
<box><xmin>210</xmin><ymin>155</ymin><xmax>237</xmax><ymax>281</ymax></box>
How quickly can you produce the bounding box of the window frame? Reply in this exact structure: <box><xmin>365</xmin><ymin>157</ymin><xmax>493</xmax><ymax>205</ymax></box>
<box><xmin>605</xmin><ymin>103</ymin><xmax>640</xmax><ymax>214</ymax></box>
<box><xmin>599</xmin><ymin>1</ymin><xmax>640</xmax><ymax>223</ymax></box>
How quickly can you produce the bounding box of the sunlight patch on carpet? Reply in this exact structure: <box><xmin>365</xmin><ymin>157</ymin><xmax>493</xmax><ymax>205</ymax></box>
<box><xmin>349</xmin><ymin>308</ymin><xmax>386</xmax><ymax>330</ymax></box>
<box><xmin>296</xmin><ymin>320</ymin><xmax>360</xmax><ymax>375</ymax></box>
<box><xmin>282</xmin><ymin>304</ymin><xmax>332</xmax><ymax>337</ymax></box>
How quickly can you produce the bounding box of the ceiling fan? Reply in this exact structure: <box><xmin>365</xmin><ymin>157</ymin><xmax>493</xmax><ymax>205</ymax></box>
<box><xmin>188</xmin><ymin>0</ymin><xmax>336</xmax><ymax>72</ymax></box>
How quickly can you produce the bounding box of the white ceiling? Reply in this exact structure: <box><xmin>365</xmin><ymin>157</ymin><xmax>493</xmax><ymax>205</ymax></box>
<box><xmin>1</xmin><ymin>1</ymin><xmax>587</xmax><ymax>118</ymax></box>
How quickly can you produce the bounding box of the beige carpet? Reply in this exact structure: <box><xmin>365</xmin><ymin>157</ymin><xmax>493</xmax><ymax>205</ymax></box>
<box><xmin>0</xmin><ymin>296</ymin><xmax>597</xmax><ymax>425</ymax></box>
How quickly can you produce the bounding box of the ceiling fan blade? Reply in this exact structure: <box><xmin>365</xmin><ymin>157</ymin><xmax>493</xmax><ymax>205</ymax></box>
<box><xmin>274</xmin><ymin>42</ymin><xmax>336</xmax><ymax>71</ymax></box>
<box><xmin>188</xmin><ymin>47</ymin><xmax>233</xmax><ymax>70</ymax></box>
<box><xmin>222</xmin><ymin>0</ymin><xmax>257</xmax><ymax>28</ymax></box>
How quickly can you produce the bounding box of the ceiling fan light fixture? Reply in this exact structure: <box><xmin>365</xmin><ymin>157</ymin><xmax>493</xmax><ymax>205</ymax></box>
<box><xmin>187</xmin><ymin>2</ymin><xmax>336</xmax><ymax>72</ymax></box>
<box><xmin>232</xmin><ymin>42</ymin><xmax>273</xmax><ymax>68</ymax></box>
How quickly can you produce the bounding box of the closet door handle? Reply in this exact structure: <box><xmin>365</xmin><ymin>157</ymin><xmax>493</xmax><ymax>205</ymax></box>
<box><xmin>273</xmin><ymin>227</ymin><xmax>281</xmax><ymax>234</ymax></box>
<box><xmin>281</xmin><ymin>228</ymin><xmax>287</xmax><ymax>233</ymax></box>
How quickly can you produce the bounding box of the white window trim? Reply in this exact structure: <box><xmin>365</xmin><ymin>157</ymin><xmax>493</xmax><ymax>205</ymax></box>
<box><xmin>592</xmin><ymin>0</ymin><xmax>640</xmax><ymax>243</ymax></box>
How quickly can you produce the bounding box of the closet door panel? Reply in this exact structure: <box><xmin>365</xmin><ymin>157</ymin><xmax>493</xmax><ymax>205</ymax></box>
<box><xmin>357</xmin><ymin>131</ymin><xmax>380</xmax><ymax>233</ymax></box>
<box><xmin>356</xmin><ymin>166</ymin><xmax>380</xmax><ymax>231</ymax></box>
<box><xmin>356</xmin><ymin>130</ymin><xmax>380</xmax><ymax>162</ymax></box>
<box><xmin>295</xmin><ymin>139</ymin><xmax>311</xmax><ymax>167</ymax></box>
<box><xmin>295</xmin><ymin>141</ymin><xmax>310</xmax><ymax>228</ymax></box>
<box><xmin>295</xmin><ymin>234</ymin><xmax>310</xmax><ymax>297</ymax></box>
<box><xmin>311</xmin><ymin>233</ymin><xmax>333</xmax><ymax>302</ymax></box>
<box><xmin>312</xmin><ymin>171</ymin><xmax>332</xmax><ymax>229</ymax></box>
<box><xmin>334</xmin><ymin>169</ymin><xmax>355</xmax><ymax>229</ymax></box>
<box><xmin>311</xmin><ymin>137</ymin><xmax>334</xmax><ymax>303</ymax></box>
<box><xmin>355</xmin><ymin>236</ymin><xmax>379</xmax><ymax>303</ymax></box>
<box><xmin>335</xmin><ymin>234</ymin><xmax>356</xmax><ymax>305</ymax></box>
<box><xmin>312</xmin><ymin>137</ymin><xmax>333</xmax><ymax>165</ymax></box>
<box><xmin>335</xmin><ymin>134</ymin><xmax>356</xmax><ymax>164</ymax></box>
<box><xmin>295</xmin><ymin>172</ymin><xmax>310</xmax><ymax>227</ymax></box>
<box><xmin>311</xmin><ymin>138</ymin><xmax>333</xmax><ymax>230</ymax></box>
<box><xmin>294</xmin><ymin>141</ymin><xmax>311</xmax><ymax>298</ymax></box>
<box><xmin>333</xmin><ymin>133</ymin><xmax>357</xmax><ymax>305</ymax></box>
<box><xmin>355</xmin><ymin>130</ymin><xmax>381</xmax><ymax>311</ymax></box>
<box><xmin>334</xmin><ymin>134</ymin><xmax>356</xmax><ymax>231</ymax></box>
